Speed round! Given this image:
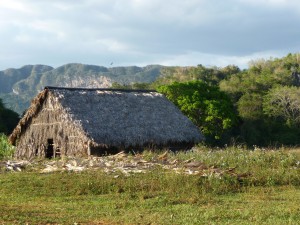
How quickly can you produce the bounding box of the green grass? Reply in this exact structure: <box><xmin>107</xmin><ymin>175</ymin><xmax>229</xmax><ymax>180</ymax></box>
<box><xmin>0</xmin><ymin>146</ymin><xmax>300</xmax><ymax>224</ymax></box>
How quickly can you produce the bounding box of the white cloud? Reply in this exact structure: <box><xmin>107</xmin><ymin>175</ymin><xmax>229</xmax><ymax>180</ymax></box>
<box><xmin>94</xmin><ymin>38</ymin><xmax>130</xmax><ymax>52</ymax></box>
<box><xmin>0</xmin><ymin>0</ymin><xmax>34</xmax><ymax>13</ymax></box>
<box><xmin>239</xmin><ymin>0</ymin><xmax>300</xmax><ymax>10</ymax></box>
<box><xmin>13</xmin><ymin>34</ymin><xmax>32</xmax><ymax>43</ymax></box>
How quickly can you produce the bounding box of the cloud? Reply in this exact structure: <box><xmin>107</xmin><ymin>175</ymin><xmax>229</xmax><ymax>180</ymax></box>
<box><xmin>0</xmin><ymin>0</ymin><xmax>34</xmax><ymax>13</ymax></box>
<box><xmin>0</xmin><ymin>0</ymin><xmax>299</xmax><ymax>70</ymax></box>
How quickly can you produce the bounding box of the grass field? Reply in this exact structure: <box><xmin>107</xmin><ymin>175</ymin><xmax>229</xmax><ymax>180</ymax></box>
<box><xmin>0</xmin><ymin>146</ymin><xmax>300</xmax><ymax>224</ymax></box>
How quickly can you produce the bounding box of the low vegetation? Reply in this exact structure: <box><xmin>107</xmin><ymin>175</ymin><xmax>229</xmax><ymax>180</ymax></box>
<box><xmin>0</xmin><ymin>146</ymin><xmax>299</xmax><ymax>224</ymax></box>
<box><xmin>0</xmin><ymin>134</ymin><xmax>14</xmax><ymax>159</ymax></box>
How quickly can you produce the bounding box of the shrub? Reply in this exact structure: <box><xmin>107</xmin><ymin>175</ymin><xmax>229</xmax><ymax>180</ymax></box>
<box><xmin>0</xmin><ymin>133</ymin><xmax>15</xmax><ymax>159</ymax></box>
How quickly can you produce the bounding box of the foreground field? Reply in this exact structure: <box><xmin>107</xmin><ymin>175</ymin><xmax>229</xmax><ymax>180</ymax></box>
<box><xmin>0</xmin><ymin>146</ymin><xmax>300</xmax><ymax>224</ymax></box>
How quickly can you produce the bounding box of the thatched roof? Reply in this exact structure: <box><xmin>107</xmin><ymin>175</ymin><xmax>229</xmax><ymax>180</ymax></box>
<box><xmin>10</xmin><ymin>87</ymin><xmax>203</xmax><ymax>148</ymax></box>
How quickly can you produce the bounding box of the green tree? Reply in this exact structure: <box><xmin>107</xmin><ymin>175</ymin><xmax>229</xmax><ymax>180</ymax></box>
<box><xmin>263</xmin><ymin>86</ymin><xmax>300</xmax><ymax>127</ymax></box>
<box><xmin>154</xmin><ymin>64</ymin><xmax>238</xmax><ymax>87</ymax></box>
<box><xmin>157</xmin><ymin>81</ymin><xmax>237</xmax><ymax>144</ymax></box>
<box><xmin>237</xmin><ymin>93</ymin><xmax>263</xmax><ymax>120</ymax></box>
<box><xmin>220</xmin><ymin>64</ymin><xmax>241</xmax><ymax>76</ymax></box>
<box><xmin>0</xmin><ymin>98</ymin><xmax>19</xmax><ymax>134</ymax></box>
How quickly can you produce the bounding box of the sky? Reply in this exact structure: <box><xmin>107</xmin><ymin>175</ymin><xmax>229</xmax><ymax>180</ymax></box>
<box><xmin>0</xmin><ymin>0</ymin><xmax>300</xmax><ymax>70</ymax></box>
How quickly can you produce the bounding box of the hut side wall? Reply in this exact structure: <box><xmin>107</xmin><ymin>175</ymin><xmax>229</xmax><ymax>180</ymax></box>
<box><xmin>15</xmin><ymin>93</ymin><xmax>90</xmax><ymax>159</ymax></box>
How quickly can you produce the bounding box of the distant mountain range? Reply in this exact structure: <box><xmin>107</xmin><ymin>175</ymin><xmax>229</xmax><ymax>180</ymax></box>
<box><xmin>0</xmin><ymin>63</ymin><xmax>164</xmax><ymax>114</ymax></box>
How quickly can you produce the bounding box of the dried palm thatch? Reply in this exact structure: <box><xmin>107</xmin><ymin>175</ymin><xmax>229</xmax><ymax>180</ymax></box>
<box><xmin>10</xmin><ymin>87</ymin><xmax>203</xmax><ymax>159</ymax></box>
<box><xmin>9</xmin><ymin>89</ymin><xmax>49</xmax><ymax>145</ymax></box>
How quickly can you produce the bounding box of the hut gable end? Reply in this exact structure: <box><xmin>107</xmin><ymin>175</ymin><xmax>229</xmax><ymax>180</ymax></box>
<box><xmin>11</xmin><ymin>90</ymin><xmax>91</xmax><ymax>159</ymax></box>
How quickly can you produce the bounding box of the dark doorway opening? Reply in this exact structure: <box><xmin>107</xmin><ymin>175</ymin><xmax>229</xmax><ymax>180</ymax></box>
<box><xmin>46</xmin><ymin>139</ymin><xmax>54</xmax><ymax>159</ymax></box>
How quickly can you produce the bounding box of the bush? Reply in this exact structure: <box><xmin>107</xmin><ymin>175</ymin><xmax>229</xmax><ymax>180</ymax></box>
<box><xmin>0</xmin><ymin>133</ymin><xmax>15</xmax><ymax>159</ymax></box>
<box><xmin>157</xmin><ymin>81</ymin><xmax>237</xmax><ymax>145</ymax></box>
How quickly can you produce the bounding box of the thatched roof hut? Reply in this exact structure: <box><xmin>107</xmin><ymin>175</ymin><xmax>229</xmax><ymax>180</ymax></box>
<box><xmin>10</xmin><ymin>87</ymin><xmax>203</xmax><ymax>159</ymax></box>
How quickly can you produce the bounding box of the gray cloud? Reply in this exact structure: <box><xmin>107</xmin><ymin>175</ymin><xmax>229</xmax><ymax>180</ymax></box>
<box><xmin>0</xmin><ymin>0</ymin><xmax>300</xmax><ymax>69</ymax></box>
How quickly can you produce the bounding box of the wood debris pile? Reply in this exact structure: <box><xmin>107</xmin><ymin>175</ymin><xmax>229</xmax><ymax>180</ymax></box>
<box><xmin>1</xmin><ymin>160</ymin><xmax>31</xmax><ymax>172</ymax></box>
<box><xmin>0</xmin><ymin>151</ymin><xmax>251</xmax><ymax>180</ymax></box>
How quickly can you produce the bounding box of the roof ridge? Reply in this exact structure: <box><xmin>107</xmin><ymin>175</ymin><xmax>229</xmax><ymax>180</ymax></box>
<box><xmin>45</xmin><ymin>86</ymin><xmax>157</xmax><ymax>93</ymax></box>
